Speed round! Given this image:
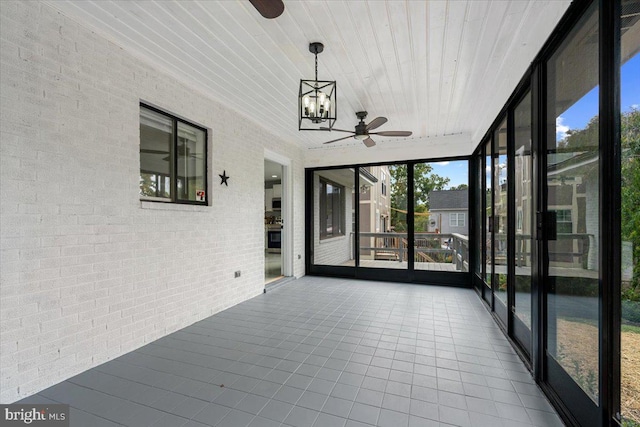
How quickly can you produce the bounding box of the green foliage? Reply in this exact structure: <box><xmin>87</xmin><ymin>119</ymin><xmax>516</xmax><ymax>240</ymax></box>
<box><xmin>558</xmin><ymin>116</ymin><xmax>600</xmax><ymax>151</ymax></box>
<box><xmin>621</xmin><ymin>109</ymin><xmax>640</xmax><ymax>290</ymax></box>
<box><xmin>622</xmin><ymin>300</ymin><xmax>640</xmax><ymax>325</ymax></box>
<box><xmin>557</xmin><ymin>109</ymin><xmax>640</xmax><ymax>291</ymax></box>
<box><xmin>388</xmin><ymin>164</ymin><xmax>449</xmax><ymax>232</ymax></box>
<box><xmin>623</xmin><ymin>417</ymin><xmax>640</xmax><ymax>427</ymax></box>
<box><xmin>449</xmin><ymin>184</ymin><xmax>469</xmax><ymax>190</ymax></box>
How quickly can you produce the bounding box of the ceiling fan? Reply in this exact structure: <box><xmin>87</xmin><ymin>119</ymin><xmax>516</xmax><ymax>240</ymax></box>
<box><xmin>322</xmin><ymin>111</ymin><xmax>412</xmax><ymax>148</ymax></box>
<box><xmin>249</xmin><ymin>0</ymin><xmax>284</xmax><ymax>19</ymax></box>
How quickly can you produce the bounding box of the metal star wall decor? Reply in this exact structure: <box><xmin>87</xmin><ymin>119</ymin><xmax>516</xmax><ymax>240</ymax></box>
<box><xmin>219</xmin><ymin>170</ymin><xmax>229</xmax><ymax>186</ymax></box>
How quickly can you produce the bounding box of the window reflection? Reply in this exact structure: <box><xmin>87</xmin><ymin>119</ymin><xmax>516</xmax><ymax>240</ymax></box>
<box><xmin>546</xmin><ymin>2</ymin><xmax>600</xmax><ymax>402</ymax></box>
<box><xmin>620</xmin><ymin>0</ymin><xmax>640</xmax><ymax>423</ymax></box>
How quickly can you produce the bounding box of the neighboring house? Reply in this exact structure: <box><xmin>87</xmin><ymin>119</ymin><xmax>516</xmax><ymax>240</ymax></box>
<box><xmin>313</xmin><ymin>167</ymin><xmax>388</xmax><ymax>264</ymax></box>
<box><xmin>428</xmin><ymin>189</ymin><xmax>469</xmax><ymax>236</ymax></box>
<box><xmin>359</xmin><ymin>166</ymin><xmax>391</xmax><ymax>260</ymax></box>
<box><xmin>359</xmin><ymin>165</ymin><xmax>391</xmax><ymax>234</ymax></box>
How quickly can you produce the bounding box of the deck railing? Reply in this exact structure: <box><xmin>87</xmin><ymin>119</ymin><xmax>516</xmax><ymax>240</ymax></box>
<box><xmin>351</xmin><ymin>231</ymin><xmax>592</xmax><ymax>273</ymax></box>
<box><xmin>356</xmin><ymin>232</ymin><xmax>469</xmax><ymax>272</ymax></box>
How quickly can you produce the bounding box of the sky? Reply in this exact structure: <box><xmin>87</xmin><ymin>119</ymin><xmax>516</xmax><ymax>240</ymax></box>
<box><xmin>429</xmin><ymin>161</ymin><xmax>469</xmax><ymax>189</ymax></box>
<box><xmin>557</xmin><ymin>53</ymin><xmax>640</xmax><ymax>141</ymax></box>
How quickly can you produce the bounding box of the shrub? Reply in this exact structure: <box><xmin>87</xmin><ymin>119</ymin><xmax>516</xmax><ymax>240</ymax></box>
<box><xmin>622</xmin><ymin>300</ymin><xmax>640</xmax><ymax>325</ymax></box>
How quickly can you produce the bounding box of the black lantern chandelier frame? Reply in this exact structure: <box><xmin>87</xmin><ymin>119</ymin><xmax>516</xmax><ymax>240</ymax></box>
<box><xmin>298</xmin><ymin>42</ymin><xmax>337</xmax><ymax>131</ymax></box>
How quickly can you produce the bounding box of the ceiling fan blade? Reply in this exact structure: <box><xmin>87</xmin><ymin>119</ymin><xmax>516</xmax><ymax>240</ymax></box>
<box><xmin>248</xmin><ymin>0</ymin><xmax>284</xmax><ymax>19</ymax></box>
<box><xmin>370</xmin><ymin>130</ymin><xmax>412</xmax><ymax>137</ymax></box>
<box><xmin>362</xmin><ymin>137</ymin><xmax>376</xmax><ymax>148</ymax></box>
<box><xmin>365</xmin><ymin>117</ymin><xmax>387</xmax><ymax>131</ymax></box>
<box><xmin>320</xmin><ymin>127</ymin><xmax>355</xmax><ymax>133</ymax></box>
<box><xmin>323</xmin><ymin>135</ymin><xmax>353</xmax><ymax>145</ymax></box>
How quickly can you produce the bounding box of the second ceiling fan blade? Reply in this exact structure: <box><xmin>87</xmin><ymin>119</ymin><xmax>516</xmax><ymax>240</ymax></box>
<box><xmin>248</xmin><ymin>0</ymin><xmax>284</xmax><ymax>19</ymax></box>
<box><xmin>370</xmin><ymin>130</ymin><xmax>412</xmax><ymax>137</ymax></box>
<box><xmin>363</xmin><ymin>137</ymin><xmax>376</xmax><ymax>148</ymax></box>
<box><xmin>323</xmin><ymin>135</ymin><xmax>353</xmax><ymax>144</ymax></box>
<box><xmin>365</xmin><ymin>117</ymin><xmax>387</xmax><ymax>131</ymax></box>
<box><xmin>320</xmin><ymin>127</ymin><xmax>354</xmax><ymax>133</ymax></box>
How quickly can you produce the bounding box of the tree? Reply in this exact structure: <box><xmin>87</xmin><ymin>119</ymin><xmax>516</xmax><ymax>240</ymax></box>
<box><xmin>560</xmin><ymin>108</ymin><xmax>640</xmax><ymax>291</ymax></box>
<box><xmin>621</xmin><ymin>108</ymin><xmax>640</xmax><ymax>290</ymax></box>
<box><xmin>449</xmin><ymin>184</ymin><xmax>469</xmax><ymax>190</ymax></box>
<box><xmin>388</xmin><ymin>164</ymin><xmax>449</xmax><ymax>232</ymax></box>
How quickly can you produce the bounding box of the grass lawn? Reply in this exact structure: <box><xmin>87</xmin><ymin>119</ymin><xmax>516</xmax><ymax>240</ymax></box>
<box><xmin>554</xmin><ymin>319</ymin><xmax>639</xmax><ymax>425</ymax></box>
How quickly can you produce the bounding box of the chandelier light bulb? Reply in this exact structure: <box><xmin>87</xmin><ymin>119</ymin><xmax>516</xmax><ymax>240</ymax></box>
<box><xmin>303</xmin><ymin>96</ymin><xmax>310</xmax><ymax>107</ymax></box>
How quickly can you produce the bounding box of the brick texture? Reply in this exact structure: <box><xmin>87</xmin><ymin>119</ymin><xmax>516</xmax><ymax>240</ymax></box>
<box><xmin>0</xmin><ymin>0</ymin><xmax>305</xmax><ymax>402</ymax></box>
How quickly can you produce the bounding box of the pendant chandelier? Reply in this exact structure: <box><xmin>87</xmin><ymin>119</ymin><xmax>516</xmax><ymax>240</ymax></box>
<box><xmin>298</xmin><ymin>42</ymin><xmax>337</xmax><ymax>131</ymax></box>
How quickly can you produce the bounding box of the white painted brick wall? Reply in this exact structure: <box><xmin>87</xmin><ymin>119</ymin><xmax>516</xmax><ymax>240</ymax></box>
<box><xmin>0</xmin><ymin>0</ymin><xmax>306</xmax><ymax>402</ymax></box>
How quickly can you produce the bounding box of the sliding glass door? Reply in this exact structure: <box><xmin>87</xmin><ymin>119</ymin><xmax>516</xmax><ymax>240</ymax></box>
<box><xmin>543</xmin><ymin>3</ymin><xmax>600</xmax><ymax>424</ymax></box>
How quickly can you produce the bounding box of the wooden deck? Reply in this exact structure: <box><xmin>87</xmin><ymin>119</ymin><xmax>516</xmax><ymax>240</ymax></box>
<box><xmin>345</xmin><ymin>260</ymin><xmax>459</xmax><ymax>271</ymax></box>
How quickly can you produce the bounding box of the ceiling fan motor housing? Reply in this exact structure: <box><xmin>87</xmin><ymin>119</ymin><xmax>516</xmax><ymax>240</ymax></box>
<box><xmin>354</xmin><ymin>111</ymin><xmax>368</xmax><ymax>139</ymax></box>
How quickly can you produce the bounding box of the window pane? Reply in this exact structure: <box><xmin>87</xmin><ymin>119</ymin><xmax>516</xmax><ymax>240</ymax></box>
<box><xmin>359</xmin><ymin>166</ymin><xmax>404</xmax><ymax>269</ymax></box>
<box><xmin>620</xmin><ymin>0</ymin><xmax>640</xmax><ymax>423</ymax></box>
<box><xmin>176</xmin><ymin>122</ymin><xmax>206</xmax><ymax>203</ymax></box>
<box><xmin>485</xmin><ymin>140</ymin><xmax>493</xmax><ymax>287</ymax></box>
<box><xmin>514</xmin><ymin>91</ymin><xmax>533</xmax><ymax>330</ymax></box>
<box><xmin>313</xmin><ymin>169</ymin><xmax>353</xmax><ymax>266</ymax></box>
<box><xmin>494</xmin><ymin>119</ymin><xmax>508</xmax><ymax>306</ymax></box>
<box><xmin>546</xmin><ymin>2</ymin><xmax>599</xmax><ymax>402</ymax></box>
<box><xmin>140</xmin><ymin>107</ymin><xmax>173</xmax><ymax>199</ymax></box>
<box><xmin>414</xmin><ymin>161</ymin><xmax>469</xmax><ymax>272</ymax></box>
<box><xmin>474</xmin><ymin>154</ymin><xmax>483</xmax><ymax>277</ymax></box>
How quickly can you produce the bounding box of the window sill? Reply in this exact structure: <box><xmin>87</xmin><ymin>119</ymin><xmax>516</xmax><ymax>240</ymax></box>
<box><xmin>319</xmin><ymin>235</ymin><xmax>346</xmax><ymax>243</ymax></box>
<box><xmin>140</xmin><ymin>201</ymin><xmax>209</xmax><ymax>212</ymax></box>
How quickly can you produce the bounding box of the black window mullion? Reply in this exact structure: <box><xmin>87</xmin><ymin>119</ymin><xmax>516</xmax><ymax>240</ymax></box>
<box><xmin>507</xmin><ymin>106</ymin><xmax>516</xmax><ymax>337</ymax></box>
<box><xmin>171</xmin><ymin>119</ymin><xmax>178</xmax><ymax>202</ymax></box>
<box><xmin>355</xmin><ymin>169</ymin><xmax>360</xmax><ymax>268</ymax></box>
<box><xmin>407</xmin><ymin>162</ymin><xmax>415</xmax><ymax>278</ymax></box>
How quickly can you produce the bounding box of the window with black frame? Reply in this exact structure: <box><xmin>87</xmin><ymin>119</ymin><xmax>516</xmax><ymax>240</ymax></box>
<box><xmin>139</xmin><ymin>104</ymin><xmax>207</xmax><ymax>205</ymax></box>
<box><xmin>320</xmin><ymin>178</ymin><xmax>345</xmax><ymax>240</ymax></box>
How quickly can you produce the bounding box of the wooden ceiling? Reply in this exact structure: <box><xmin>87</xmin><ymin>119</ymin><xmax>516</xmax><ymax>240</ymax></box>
<box><xmin>45</xmin><ymin>0</ymin><xmax>571</xmax><ymax>153</ymax></box>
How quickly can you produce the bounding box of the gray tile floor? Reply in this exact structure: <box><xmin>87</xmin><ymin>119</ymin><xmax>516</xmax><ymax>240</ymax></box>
<box><xmin>20</xmin><ymin>277</ymin><xmax>564</xmax><ymax>427</ymax></box>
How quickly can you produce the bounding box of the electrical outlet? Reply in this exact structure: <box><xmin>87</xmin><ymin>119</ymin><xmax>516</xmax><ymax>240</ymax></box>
<box><xmin>234</xmin><ymin>271</ymin><xmax>241</xmax><ymax>278</ymax></box>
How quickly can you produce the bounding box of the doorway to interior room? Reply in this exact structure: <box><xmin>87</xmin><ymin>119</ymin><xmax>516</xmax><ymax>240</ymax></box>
<box><xmin>265</xmin><ymin>159</ymin><xmax>283</xmax><ymax>283</ymax></box>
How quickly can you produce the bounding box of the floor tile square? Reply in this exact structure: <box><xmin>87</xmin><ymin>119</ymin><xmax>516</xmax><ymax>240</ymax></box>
<box><xmin>192</xmin><ymin>403</ymin><xmax>231</xmax><ymax>426</ymax></box>
<box><xmin>330</xmin><ymin>383</ymin><xmax>359</xmax><ymax>401</ymax></box>
<box><xmin>348</xmin><ymin>402</ymin><xmax>380</xmax><ymax>425</ymax></box>
<box><xmin>313</xmin><ymin>412</ymin><xmax>347</xmax><ymax>427</ymax></box>
<box><xmin>297</xmin><ymin>390</ymin><xmax>328</xmax><ymax>411</ymax></box>
<box><xmin>322</xmin><ymin>396</ymin><xmax>353</xmax><ymax>418</ymax></box>
<box><xmin>377</xmin><ymin>408</ymin><xmax>409</xmax><ymax>427</ymax></box>
<box><xmin>258</xmin><ymin>399</ymin><xmax>294</xmax><ymax>422</ymax></box>
<box><xmin>381</xmin><ymin>393</ymin><xmax>410</xmax><ymax>413</ymax></box>
<box><xmin>284</xmin><ymin>406</ymin><xmax>320</xmax><ymax>427</ymax></box>
<box><xmin>216</xmin><ymin>409</ymin><xmax>255</xmax><ymax>427</ymax></box>
<box><xmin>235</xmin><ymin>393</ymin><xmax>270</xmax><ymax>415</ymax></box>
<box><xmin>213</xmin><ymin>389</ymin><xmax>248</xmax><ymax>408</ymax></box>
<box><xmin>355</xmin><ymin>388</ymin><xmax>384</xmax><ymax>407</ymax></box>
